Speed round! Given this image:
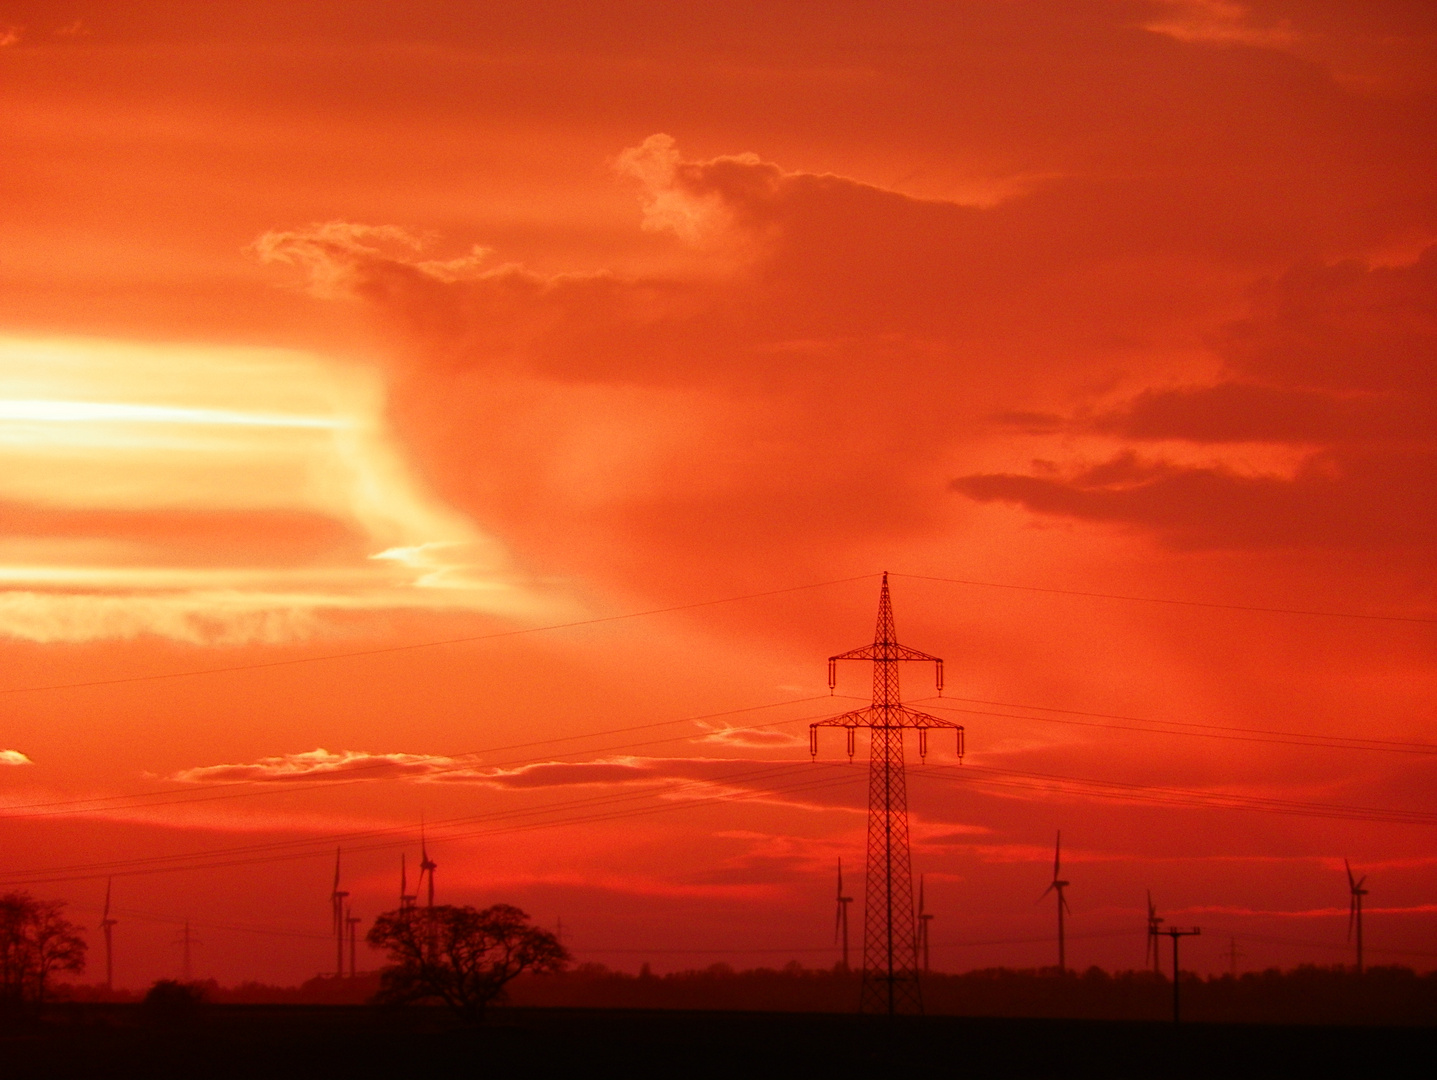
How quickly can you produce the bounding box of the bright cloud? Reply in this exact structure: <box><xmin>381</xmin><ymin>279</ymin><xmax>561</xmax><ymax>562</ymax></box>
<box><xmin>0</xmin><ymin>335</ymin><xmax>569</xmax><ymax>642</ymax></box>
<box><xmin>0</xmin><ymin>749</ymin><xmax>32</xmax><ymax>766</ymax></box>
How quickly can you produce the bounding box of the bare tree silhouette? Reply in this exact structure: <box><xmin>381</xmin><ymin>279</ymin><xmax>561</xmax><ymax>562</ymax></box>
<box><xmin>0</xmin><ymin>892</ymin><xmax>87</xmax><ymax>1007</ymax></box>
<box><xmin>366</xmin><ymin>903</ymin><xmax>567</xmax><ymax>1024</ymax></box>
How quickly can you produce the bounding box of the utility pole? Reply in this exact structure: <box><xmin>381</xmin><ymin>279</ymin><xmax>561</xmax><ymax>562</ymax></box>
<box><xmin>1165</xmin><ymin>927</ymin><xmax>1201</xmax><ymax>1023</ymax></box>
<box><xmin>810</xmin><ymin>573</ymin><xmax>964</xmax><ymax>1015</ymax></box>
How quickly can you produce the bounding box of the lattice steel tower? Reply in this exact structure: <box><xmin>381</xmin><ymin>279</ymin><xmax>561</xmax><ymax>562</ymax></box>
<box><xmin>810</xmin><ymin>573</ymin><xmax>964</xmax><ymax>1015</ymax></box>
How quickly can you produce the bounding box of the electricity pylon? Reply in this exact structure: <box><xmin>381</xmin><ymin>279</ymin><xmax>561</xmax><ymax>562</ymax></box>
<box><xmin>810</xmin><ymin>573</ymin><xmax>964</xmax><ymax>1015</ymax></box>
<box><xmin>174</xmin><ymin>920</ymin><xmax>200</xmax><ymax>982</ymax></box>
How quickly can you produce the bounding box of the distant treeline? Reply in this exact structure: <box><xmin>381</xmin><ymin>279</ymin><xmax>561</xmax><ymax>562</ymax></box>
<box><xmin>59</xmin><ymin>962</ymin><xmax>1437</xmax><ymax>1025</ymax></box>
<box><xmin>501</xmin><ymin>963</ymin><xmax>1437</xmax><ymax>1026</ymax></box>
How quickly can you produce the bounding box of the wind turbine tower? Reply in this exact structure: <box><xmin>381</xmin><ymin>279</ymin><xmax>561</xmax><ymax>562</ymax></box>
<box><xmin>99</xmin><ymin>878</ymin><xmax>118</xmax><ymax>992</ymax></box>
<box><xmin>917</xmin><ymin>874</ymin><xmax>934</xmax><ymax>974</ymax></box>
<box><xmin>1037</xmin><ymin>831</ymin><xmax>1071</xmax><ymax>973</ymax></box>
<box><xmin>810</xmin><ymin>573</ymin><xmax>965</xmax><ymax>1015</ymax></box>
<box><xmin>400</xmin><ymin>853</ymin><xmax>417</xmax><ymax>911</ymax></box>
<box><xmin>419</xmin><ymin>830</ymin><xmax>438</xmax><ymax>909</ymax></box>
<box><xmin>1145</xmin><ymin>891</ymin><xmax>1165</xmax><ymax>975</ymax></box>
<box><xmin>834</xmin><ymin>858</ymin><xmax>853</xmax><ymax>970</ymax></box>
<box><xmin>1346</xmin><ymin>859</ymin><xmax>1369</xmax><ymax>975</ymax></box>
<box><xmin>346</xmin><ymin>904</ymin><xmax>362</xmax><ymax>977</ymax></box>
<box><xmin>331</xmin><ymin>848</ymin><xmax>350</xmax><ymax>978</ymax></box>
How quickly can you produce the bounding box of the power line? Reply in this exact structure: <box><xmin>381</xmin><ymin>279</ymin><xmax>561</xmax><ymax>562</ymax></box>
<box><xmin>10</xmin><ymin>743</ymin><xmax>1437</xmax><ymax>888</ymax></box>
<box><xmin>0</xmin><ymin>695</ymin><xmax>831</xmax><ymax>818</ymax></box>
<box><xmin>892</xmin><ymin>573</ymin><xmax>1436</xmax><ymax>625</ymax></box>
<box><xmin>910</xmin><ymin>697</ymin><xmax>1437</xmax><ymax>757</ymax></box>
<box><xmin>0</xmin><ymin>574</ymin><xmax>877</xmax><ymax>698</ymax></box>
<box><xmin>912</xmin><ymin>765</ymin><xmax>1437</xmax><ymax>827</ymax></box>
<box><xmin>5</xmin><ymin>568</ymin><xmax>1422</xmax><ymax>705</ymax></box>
<box><xmin>0</xmin><ymin>758</ymin><xmax>860</xmax><ymax>885</ymax></box>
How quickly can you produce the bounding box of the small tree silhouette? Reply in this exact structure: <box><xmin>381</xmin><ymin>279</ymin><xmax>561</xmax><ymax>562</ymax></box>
<box><xmin>0</xmin><ymin>891</ymin><xmax>87</xmax><ymax>1006</ymax></box>
<box><xmin>142</xmin><ymin>979</ymin><xmax>207</xmax><ymax>1025</ymax></box>
<box><xmin>366</xmin><ymin>904</ymin><xmax>568</xmax><ymax>1024</ymax></box>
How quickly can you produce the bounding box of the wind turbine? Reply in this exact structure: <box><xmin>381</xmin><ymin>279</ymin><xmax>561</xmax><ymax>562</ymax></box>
<box><xmin>1145</xmin><ymin>891</ymin><xmax>1165</xmax><ymax>975</ymax></box>
<box><xmin>417</xmin><ymin>828</ymin><xmax>439</xmax><ymax>959</ymax></box>
<box><xmin>834</xmin><ymin>858</ymin><xmax>853</xmax><ymax>970</ymax></box>
<box><xmin>418</xmin><ymin>828</ymin><xmax>437</xmax><ymax>909</ymax></box>
<box><xmin>331</xmin><ymin>848</ymin><xmax>349</xmax><ymax>977</ymax></box>
<box><xmin>99</xmin><ymin>878</ymin><xmax>118</xmax><ymax>993</ymax></box>
<box><xmin>399</xmin><ymin>853</ymin><xmax>417</xmax><ymax>911</ymax></box>
<box><xmin>1037</xmin><ymin>831</ymin><xmax>1070</xmax><ymax>973</ymax></box>
<box><xmin>346</xmin><ymin>904</ymin><xmax>362</xmax><ymax>978</ymax></box>
<box><xmin>917</xmin><ymin>874</ymin><xmax>934</xmax><ymax>974</ymax></box>
<box><xmin>1346</xmin><ymin>859</ymin><xmax>1368</xmax><ymax>975</ymax></box>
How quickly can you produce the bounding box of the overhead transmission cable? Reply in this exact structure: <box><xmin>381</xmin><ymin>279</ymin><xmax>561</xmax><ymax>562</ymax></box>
<box><xmin>891</xmin><ymin>572</ymin><xmax>1435</xmax><ymax>625</ymax></box>
<box><xmin>2</xmin><ymin>568</ymin><xmax>1426</xmax><ymax>704</ymax></box>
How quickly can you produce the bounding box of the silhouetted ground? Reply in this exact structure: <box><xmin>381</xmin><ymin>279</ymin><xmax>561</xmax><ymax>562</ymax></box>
<box><xmin>3</xmin><ymin>1003</ymin><xmax>1434</xmax><ymax>1079</ymax></box>
<box><xmin>506</xmin><ymin>962</ymin><xmax>1437</xmax><ymax>1024</ymax></box>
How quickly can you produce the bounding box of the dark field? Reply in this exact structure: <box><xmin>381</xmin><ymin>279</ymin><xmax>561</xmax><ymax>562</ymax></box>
<box><xmin>4</xmin><ymin>1004</ymin><xmax>1435</xmax><ymax>1079</ymax></box>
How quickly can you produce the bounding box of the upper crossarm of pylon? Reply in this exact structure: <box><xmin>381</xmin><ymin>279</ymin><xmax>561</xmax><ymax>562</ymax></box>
<box><xmin>828</xmin><ymin>645</ymin><xmax>878</xmax><ymax>662</ymax></box>
<box><xmin>889</xmin><ymin>645</ymin><xmax>942</xmax><ymax>663</ymax></box>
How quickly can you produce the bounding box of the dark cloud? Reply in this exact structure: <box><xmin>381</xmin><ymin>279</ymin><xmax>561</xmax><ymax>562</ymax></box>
<box><xmin>953</xmin><ymin>245</ymin><xmax>1437</xmax><ymax>550</ymax></box>
<box><xmin>954</xmin><ymin>449</ymin><xmax>1436</xmax><ymax>550</ymax></box>
<box><xmin>1218</xmin><ymin>246</ymin><xmax>1437</xmax><ymax>394</ymax></box>
<box><xmin>1092</xmin><ymin>383</ymin><xmax>1432</xmax><ymax>444</ymax></box>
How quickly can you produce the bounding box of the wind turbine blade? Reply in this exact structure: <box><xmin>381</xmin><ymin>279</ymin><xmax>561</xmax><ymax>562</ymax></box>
<box><xmin>1345</xmin><ymin>858</ymin><xmax>1355</xmax><ymax>891</ymax></box>
<box><xmin>837</xmin><ymin>857</ymin><xmax>843</xmax><ymax>896</ymax></box>
<box><xmin>103</xmin><ymin>877</ymin><xmax>112</xmax><ymax>921</ymax></box>
<box><xmin>1356</xmin><ymin>876</ymin><xmax>1366</xmax><ymax>891</ymax></box>
<box><xmin>1037</xmin><ymin>883</ymin><xmax>1055</xmax><ymax>903</ymax></box>
<box><xmin>1062</xmin><ymin>892</ymin><xmax>1072</xmax><ymax>916</ymax></box>
<box><xmin>919</xmin><ymin>874</ymin><xmax>926</xmax><ymax>915</ymax></box>
<box><xmin>1054</xmin><ymin>831</ymin><xmax>1061</xmax><ymax>879</ymax></box>
<box><xmin>333</xmin><ymin>847</ymin><xmax>341</xmax><ymax>892</ymax></box>
<box><xmin>835</xmin><ymin>905</ymin><xmax>843</xmax><ymax>944</ymax></box>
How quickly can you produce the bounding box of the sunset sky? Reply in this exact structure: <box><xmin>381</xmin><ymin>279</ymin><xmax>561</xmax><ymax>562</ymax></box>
<box><xmin>1</xmin><ymin>1</ymin><xmax>1434</xmax><ymax>989</ymax></box>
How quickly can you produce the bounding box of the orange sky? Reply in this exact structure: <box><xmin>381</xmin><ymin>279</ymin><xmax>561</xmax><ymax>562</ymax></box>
<box><xmin>1</xmin><ymin>1</ymin><xmax>1434</xmax><ymax>988</ymax></box>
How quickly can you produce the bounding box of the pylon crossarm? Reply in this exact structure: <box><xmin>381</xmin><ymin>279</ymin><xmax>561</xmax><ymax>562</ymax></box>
<box><xmin>810</xmin><ymin>709</ymin><xmax>872</xmax><ymax>759</ymax></box>
<box><xmin>829</xmin><ymin>647</ymin><xmax>943</xmax><ymax>693</ymax></box>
